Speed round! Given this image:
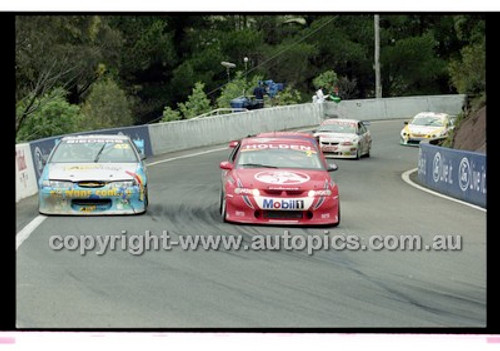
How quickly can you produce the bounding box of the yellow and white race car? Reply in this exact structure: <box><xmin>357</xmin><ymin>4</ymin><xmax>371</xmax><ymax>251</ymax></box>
<box><xmin>400</xmin><ymin>112</ymin><xmax>455</xmax><ymax>146</ymax></box>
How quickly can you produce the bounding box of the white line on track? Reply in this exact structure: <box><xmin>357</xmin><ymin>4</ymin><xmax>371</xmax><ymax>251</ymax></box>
<box><xmin>16</xmin><ymin>146</ymin><xmax>229</xmax><ymax>250</ymax></box>
<box><xmin>146</xmin><ymin>147</ymin><xmax>227</xmax><ymax>167</ymax></box>
<box><xmin>16</xmin><ymin>215</ymin><xmax>47</xmax><ymax>250</ymax></box>
<box><xmin>401</xmin><ymin>168</ymin><xmax>486</xmax><ymax>213</ymax></box>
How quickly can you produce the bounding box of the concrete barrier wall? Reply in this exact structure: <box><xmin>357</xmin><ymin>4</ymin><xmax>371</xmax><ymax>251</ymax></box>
<box><xmin>149</xmin><ymin>103</ymin><xmax>324</xmax><ymax>155</ymax></box>
<box><xmin>323</xmin><ymin>94</ymin><xmax>466</xmax><ymax>120</ymax></box>
<box><xmin>150</xmin><ymin>94</ymin><xmax>465</xmax><ymax>155</ymax></box>
<box><xmin>16</xmin><ymin>143</ymin><xmax>38</xmax><ymax>202</ymax></box>
<box><xmin>418</xmin><ymin>142</ymin><xmax>486</xmax><ymax>208</ymax></box>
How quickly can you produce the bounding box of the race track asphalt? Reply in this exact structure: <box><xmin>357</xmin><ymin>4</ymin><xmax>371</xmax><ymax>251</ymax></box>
<box><xmin>16</xmin><ymin>119</ymin><xmax>486</xmax><ymax>328</ymax></box>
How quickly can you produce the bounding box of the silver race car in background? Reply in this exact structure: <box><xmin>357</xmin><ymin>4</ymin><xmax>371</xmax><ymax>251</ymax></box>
<box><xmin>313</xmin><ymin>118</ymin><xmax>372</xmax><ymax>159</ymax></box>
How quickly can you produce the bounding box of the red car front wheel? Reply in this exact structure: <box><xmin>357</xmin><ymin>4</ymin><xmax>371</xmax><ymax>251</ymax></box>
<box><xmin>219</xmin><ymin>190</ymin><xmax>227</xmax><ymax>222</ymax></box>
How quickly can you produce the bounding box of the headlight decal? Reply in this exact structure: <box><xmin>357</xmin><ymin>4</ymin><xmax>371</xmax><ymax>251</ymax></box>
<box><xmin>235</xmin><ymin>188</ymin><xmax>260</xmax><ymax>196</ymax></box>
<box><xmin>242</xmin><ymin>195</ymin><xmax>254</xmax><ymax>209</ymax></box>
<box><xmin>313</xmin><ymin>179</ymin><xmax>331</xmax><ymax>210</ymax></box>
<box><xmin>234</xmin><ymin>178</ymin><xmax>255</xmax><ymax>209</ymax></box>
<box><xmin>44</xmin><ymin>180</ymin><xmax>74</xmax><ymax>188</ymax></box>
<box><xmin>125</xmin><ymin>170</ymin><xmax>145</xmax><ymax>201</ymax></box>
<box><xmin>313</xmin><ymin>196</ymin><xmax>325</xmax><ymax>210</ymax></box>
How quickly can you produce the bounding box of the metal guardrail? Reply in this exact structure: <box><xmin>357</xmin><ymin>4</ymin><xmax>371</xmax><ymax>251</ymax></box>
<box><xmin>147</xmin><ymin>108</ymin><xmax>249</xmax><ymax>124</ymax></box>
<box><xmin>190</xmin><ymin>108</ymin><xmax>249</xmax><ymax>119</ymax></box>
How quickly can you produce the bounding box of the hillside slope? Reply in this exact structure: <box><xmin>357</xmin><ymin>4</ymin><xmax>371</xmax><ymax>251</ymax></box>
<box><xmin>451</xmin><ymin>105</ymin><xmax>486</xmax><ymax>153</ymax></box>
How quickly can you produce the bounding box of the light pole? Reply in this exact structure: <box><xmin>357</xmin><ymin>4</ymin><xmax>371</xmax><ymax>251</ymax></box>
<box><xmin>243</xmin><ymin>57</ymin><xmax>249</xmax><ymax>96</ymax></box>
<box><xmin>221</xmin><ymin>61</ymin><xmax>236</xmax><ymax>84</ymax></box>
<box><xmin>374</xmin><ymin>14</ymin><xmax>382</xmax><ymax>98</ymax></box>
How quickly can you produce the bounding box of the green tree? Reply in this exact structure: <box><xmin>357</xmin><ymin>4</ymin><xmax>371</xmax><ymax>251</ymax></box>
<box><xmin>108</xmin><ymin>16</ymin><xmax>177</xmax><ymax>123</ymax></box>
<box><xmin>178</xmin><ymin>82</ymin><xmax>212</xmax><ymax>119</ymax></box>
<box><xmin>170</xmin><ymin>46</ymin><xmax>224</xmax><ymax>103</ymax></box>
<box><xmin>448</xmin><ymin>42</ymin><xmax>485</xmax><ymax>96</ymax></box>
<box><xmin>263</xmin><ymin>41</ymin><xmax>318</xmax><ymax>92</ymax></box>
<box><xmin>271</xmin><ymin>85</ymin><xmax>303</xmax><ymax>106</ymax></box>
<box><xmin>16</xmin><ymin>88</ymin><xmax>83</xmax><ymax>142</ymax></box>
<box><xmin>161</xmin><ymin>106</ymin><xmax>182</xmax><ymax>122</ymax></box>
<box><xmin>448</xmin><ymin>16</ymin><xmax>485</xmax><ymax>98</ymax></box>
<box><xmin>381</xmin><ymin>32</ymin><xmax>447</xmax><ymax>96</ymax></box>
<box><xmin>15</xmin><ymin>15</ymin><xmax>123</xmax><ymax>134</ymax></box>
<box><xmin>16</xmin><ymin>14</ymin><xmax>489</xmax><ymax>131</ymax></box>
<box><xmin>216</xmin><ymin>73</ymin><xmax>265</xmax><ymax>109</ymax></box>
<box><xmin>453</xmin><ymin>15</ymin><xmax>485</xmax><ymax>46</ymax></box>
<box><xmin>216</xmin><ymin>72</ymin><xmax>249</xmax><ymax>109</ymax></box>
<box><xmin>80</xmin><ymin>77</ymin><xmax>134</xmax><ymax>130</ymax></box>
<box><xmin>310</xmin><ymin>15</ymin><xmax>372</xmax><ymax>97</ymax></box>
<box><xmin>336</xmin><ymin>76</ymin><xmax>359</xmax><ymax>100</ymax></box>
<box><xmin>313</xmin><ymin>70</ymin><xmax>339</xmax><ymax>93</ymax></box>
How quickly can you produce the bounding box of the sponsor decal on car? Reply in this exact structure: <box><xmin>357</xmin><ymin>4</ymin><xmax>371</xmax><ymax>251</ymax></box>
<box><xmin>125</xmin><ymin>170</ymin><xmax>145</xmax><ymax>201</ymax></box>
<box><xmin>66</xmin><ymin>138</ymin><xmax>126</xmax><ymax>144</ymax></box>
<box><xmin>255</xmin><ymin>197</ymin><xmax>314</xmax><ymax>211</ymax></box>
<box><xmin>263</xmin><ymin>198</ymin><xmax>305</xmax><ymax>210</ymax></box>
<box><xmin>79</xmin><ymin>205</ymin><xmax>97</xmax><ymax>213</ymax></box>
<box><xmin>325</xmin><ymin>120</ymin><xmax>357</xmax><ymax>127</ymax></box>
<box><xmin>49</xmin><ymin>188</ymin><xmax>133</xmax><ymax>199</ymax></box>
<box><xmin>254</xmin><ymin>171</ymin><xmax>310</xmax><ymax>185</ymax></box>
<box><xmin>63</xmin><ymin>164</ymin><xmax>123</xmax><ymax>172</ymax></box>
<box><xmin>242</xmin><ymin>144</ymin><xmax>314</xmax><ymax>151</ymax></box>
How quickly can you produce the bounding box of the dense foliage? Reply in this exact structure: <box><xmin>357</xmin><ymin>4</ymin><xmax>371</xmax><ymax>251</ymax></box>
<box><xmin>15</xmin><ymin>14</ymin><xmax>486</xmax><ymax>142</ymax></box>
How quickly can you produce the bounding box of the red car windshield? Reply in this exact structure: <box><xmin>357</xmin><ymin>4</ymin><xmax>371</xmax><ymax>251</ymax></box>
<box><xmin>236</xmin><ymin>143</ymin><xmax>324</xmax><ymax>170</ymax></box>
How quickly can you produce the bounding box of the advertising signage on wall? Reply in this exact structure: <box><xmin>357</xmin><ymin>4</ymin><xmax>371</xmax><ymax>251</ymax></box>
<box><xmin>418</xmin><ymin>142</ymin><xmax>486</xmax><ymax>208</ymax></box>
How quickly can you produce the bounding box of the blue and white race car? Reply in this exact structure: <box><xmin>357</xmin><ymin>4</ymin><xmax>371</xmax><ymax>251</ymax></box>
<box><xmin>38</xmin><ymin>134</ymin><xmax>148</xmax><ymax>215</ymax></box>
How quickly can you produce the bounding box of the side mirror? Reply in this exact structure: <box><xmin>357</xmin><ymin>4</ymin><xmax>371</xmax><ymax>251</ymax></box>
<box><xmin>41</xmin><ymin>154</ymin><xmax>49</xmax><ymax>167</ymax></box>
<box><xmin>219</xmin><ymin>161</ymin><xmax>234</xmax><ymax>170</ymax></box>
<box><xmin>140</xmin><ymin>153</ymin><xmax>147</xmax><ymax>161</ymax></box>
<box><xmin>133</xmin><ymin>139</ymin><xmax>145</xmax><ymax>155</ymax></box>
<box><xmin>228</xmin><ymin>140</ymin><xmax>239</xmax><ymax>148</ymax></box>
<box><xmin>327</xmin><ymin>163</ymin><xmax>338</xmax><ymax>172</ymax></box>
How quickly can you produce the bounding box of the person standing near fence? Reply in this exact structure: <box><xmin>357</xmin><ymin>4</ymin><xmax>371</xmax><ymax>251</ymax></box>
<box><xmin>253</xmin><ymin>81</ymin><xmax>266</xmax><ymax>109</ymax></box>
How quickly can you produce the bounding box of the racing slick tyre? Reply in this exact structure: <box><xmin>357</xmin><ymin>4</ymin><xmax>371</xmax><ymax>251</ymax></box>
<box><xmin>143</xmin><ymin>186</ymin><xmax>149</xmax><ymax>213</ymax></box>
<box><xmin>332</xmin><ymin>203</ymin><xmax>340</xmax><ymax>227</ymax></box>
<box><xmin>219</xmin><ymin>191</ymin><xmax>227</xmax><ymax>222</ymax></box>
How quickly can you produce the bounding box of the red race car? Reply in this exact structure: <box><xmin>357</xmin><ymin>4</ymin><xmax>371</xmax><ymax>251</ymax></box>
<box><xmin>219</xmin><ymin>133</ymin><xmax>340</xmax><ymax>226</ymax></box>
